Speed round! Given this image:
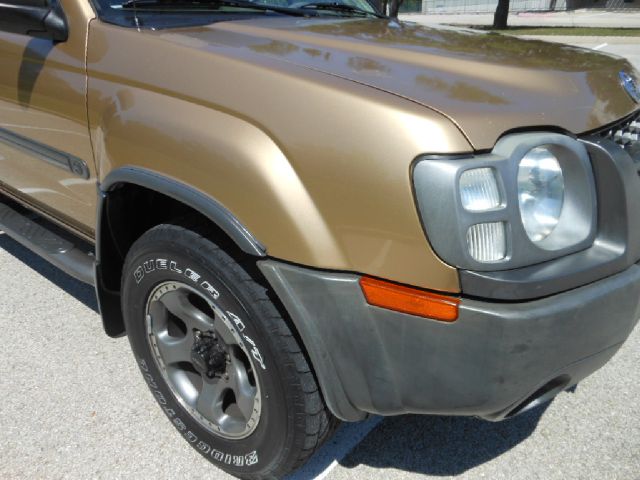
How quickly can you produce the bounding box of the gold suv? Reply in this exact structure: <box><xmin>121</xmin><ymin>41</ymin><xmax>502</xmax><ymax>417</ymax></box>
<box><xmin>1</xmin><ymin>0</ymin><xmax>639</xmax><ymax>478</ymax></box>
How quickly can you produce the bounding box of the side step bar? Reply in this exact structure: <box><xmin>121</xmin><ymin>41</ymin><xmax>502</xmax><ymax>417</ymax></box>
<box><xmin>0</xmin><ymin>201</ymin><xmax>95</xmax><ymax>285</ymax></box>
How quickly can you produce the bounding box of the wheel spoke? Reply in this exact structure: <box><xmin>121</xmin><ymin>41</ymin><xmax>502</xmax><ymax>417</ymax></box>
<box><xmin>148</xmin><ymin>300</ymin><xmax>169</xmax><ymax>331</ymax></box>
<box><xmin>217</xmin><ymin>412</ymin><xmax>245</xmax><ymax>435</ymax></box>
<box><xmin>145</xmin><ymin>281</ymin><xmax>262</xmax><ymax>439</ymax></box>
<box><xmin>160</xmin><ymin>288</ymin><xmax>215</xmax><ymax>332</ymax></box>
<box><xmin>196</xmin><ymin>380</ymin><xmax>226</xmax><ymax>421</ymax></box>
<box><xmin>155</xmin><ymin>330</ymin><xmax>193</xmax><ymax>366</ymax></box>
<box><xmin>228</xmin><ymin>353</ymin><xmax>258</xmax><ymax>421</ymax></box>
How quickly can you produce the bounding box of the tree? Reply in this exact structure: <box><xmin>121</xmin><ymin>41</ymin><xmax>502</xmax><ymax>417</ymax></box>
<box><xmin>388</xmin><ymin>0</ymin><xmax>404</xmax><ymax>18</ymax></box>
<box><xmin>493</xmin><ymin>0</ymin><xmax>510</xmax><ymax>29</ymax></box>
<box><xmin>374</xmin><ymin>0</ymin><xmax>404</xmax><ymax>18</ymax></box>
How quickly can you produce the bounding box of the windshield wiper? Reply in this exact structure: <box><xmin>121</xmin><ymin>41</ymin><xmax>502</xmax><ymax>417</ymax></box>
<box><xmin>119</xmin><ymin>0</ymin><xmax>309</xmax><ymax>16</ymax></box>
<box><xmin>295</xmin><ymin>2</ymin><xmax>385</xmax><ymax>18</ymax></box>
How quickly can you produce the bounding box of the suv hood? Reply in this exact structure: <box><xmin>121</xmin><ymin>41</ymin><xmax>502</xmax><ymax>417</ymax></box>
<box><xmin>160</xmin><ymin>17</ymin><xmax>639</xmax><ymax>149</ymax></box>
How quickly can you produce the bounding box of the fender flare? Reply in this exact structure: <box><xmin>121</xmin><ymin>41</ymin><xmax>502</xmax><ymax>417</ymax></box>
<box><xmin>95</xmin><ymin>166</ymin><xmax>266</xmax><ymax>337</ymax></box>
<box><xmin>100</xmin><ymin>166</ymin><xmax>266</xmax><ymax>256</ymax></box>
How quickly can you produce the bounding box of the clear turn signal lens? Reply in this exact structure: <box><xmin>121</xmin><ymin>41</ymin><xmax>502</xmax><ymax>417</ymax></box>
<box><xmin>467</xmin><ymin>222</ymin><xmax>506</xmax><ymax>262</ymax></box>
<box><xmin>459</xmin><ymin>168</ymin><xmax>501</xmax><ymax>212</ymax></box>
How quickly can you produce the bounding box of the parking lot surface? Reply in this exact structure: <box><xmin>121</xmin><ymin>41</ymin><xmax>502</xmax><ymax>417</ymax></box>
<box><xmin>1</xmin><ymin>231</ymin><xmax>639</xmax><ymax>480</ymax></box>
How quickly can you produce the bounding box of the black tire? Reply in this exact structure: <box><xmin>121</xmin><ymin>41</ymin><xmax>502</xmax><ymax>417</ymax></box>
<box><xmin>121</xmin><ymin>222</ymin><xmax>338</xmax><ymax>479</ymax></box>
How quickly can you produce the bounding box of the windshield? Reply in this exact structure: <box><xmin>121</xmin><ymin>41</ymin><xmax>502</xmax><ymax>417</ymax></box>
<box><xmin>93</xmin><ymin>0</ymin><xmax>381</xmax><ymax>27</ymax></box>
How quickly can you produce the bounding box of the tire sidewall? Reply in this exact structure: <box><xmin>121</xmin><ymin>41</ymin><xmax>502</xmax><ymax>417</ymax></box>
<box><xmin>122</xmin><ymin>236</ymin><xmax>291</xmax><ymax>477</ymax></box>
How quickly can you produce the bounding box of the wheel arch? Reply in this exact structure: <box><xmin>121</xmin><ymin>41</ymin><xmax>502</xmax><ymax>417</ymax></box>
<box><xmin>95</xmin><ymin>168</ymin><xmax>361</xmax><ymax>422</ymax></box>
<box><xmin>95</xmin><ymin>166</ymin><xmax>267</xmax><ymax>338</ymax></box>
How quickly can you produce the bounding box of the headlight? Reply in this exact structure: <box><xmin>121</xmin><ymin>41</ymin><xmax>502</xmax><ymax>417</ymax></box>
<box><xmin>412</xmin><ymin>132</ymin><xmax>597</xmax><ymax>271</ymax></box>
<box><xmin>517</xmin><ymin>147</ymin><xmax>564</xmax><ymax>243</ymax></box>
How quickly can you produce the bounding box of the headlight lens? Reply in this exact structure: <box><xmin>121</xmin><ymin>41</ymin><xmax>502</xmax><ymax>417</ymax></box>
<box><xmin>517</xmin><ymin>147</ymin><xmax>565</xmax><ymax>243</ymax></box>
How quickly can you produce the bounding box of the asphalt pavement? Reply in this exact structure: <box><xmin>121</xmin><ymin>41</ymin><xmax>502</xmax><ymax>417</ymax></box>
<box><xmin>1</xmin><ymin>228</ymin><xmax>639</xmax><ymax>480</ymax></box>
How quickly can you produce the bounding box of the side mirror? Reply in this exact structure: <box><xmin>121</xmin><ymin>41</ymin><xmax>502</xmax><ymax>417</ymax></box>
<box><xmin>0</xmin><ymin>0</ymin><xmax>68</xmax><ymax>42</ymax></box>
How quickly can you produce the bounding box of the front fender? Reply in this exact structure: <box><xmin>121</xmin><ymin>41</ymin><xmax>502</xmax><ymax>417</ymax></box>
<box><xmin>86</xmin><ymin>21</ymin><xmax>468</xmax><ymax>292</ymax></box>
<box><xmin>91</xmin><ymin>87</ymin><xmax>347</xmax><ymax>266</ymax></box>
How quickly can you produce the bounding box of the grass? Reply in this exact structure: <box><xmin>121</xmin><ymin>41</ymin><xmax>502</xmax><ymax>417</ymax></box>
<box><xmin>461</xmin><ymin>26</ymin><xmax>640</xmax><ymax>36</ymax></box>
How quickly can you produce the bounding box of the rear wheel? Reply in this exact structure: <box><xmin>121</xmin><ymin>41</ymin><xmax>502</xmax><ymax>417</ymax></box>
<box><xmin>121</xmin><ymin>222</ymin><xmax>337</xmax><ymax>479</ymax></box>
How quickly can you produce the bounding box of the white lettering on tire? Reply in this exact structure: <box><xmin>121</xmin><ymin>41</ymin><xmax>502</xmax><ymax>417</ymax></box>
<box><xmin>137</xmin><ymin>357</ymin><xmax>259</xmax><ymax>466</ymax></box>
<box><xmin>201</xmin><ymin>281</ymin><xmax>220</xmax><ymax>299</ymax></box>
<box><xmin>227</xmin><ymin>311</ymin><xmax>246</xmax><ymax>332</ymax></box>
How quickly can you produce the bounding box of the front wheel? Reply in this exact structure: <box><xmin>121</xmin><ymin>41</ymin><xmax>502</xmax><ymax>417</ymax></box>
<box><xmin>121</xmin><ymin>222</ymin><xmax>337</xmax><ymax>479</ymax></box>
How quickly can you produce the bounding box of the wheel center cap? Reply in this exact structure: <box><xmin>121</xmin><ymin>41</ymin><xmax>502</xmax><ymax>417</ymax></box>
<box><xmin>191</xmin><ymin>333</ymin><xmax>227</xmax><ymax>378</ymax></box>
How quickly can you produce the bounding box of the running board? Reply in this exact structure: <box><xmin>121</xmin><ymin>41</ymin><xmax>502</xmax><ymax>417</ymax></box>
<box><xmin>0</xmin><ymin>201</ymin><xmax>95</xmax><ymax>285</ymax></box>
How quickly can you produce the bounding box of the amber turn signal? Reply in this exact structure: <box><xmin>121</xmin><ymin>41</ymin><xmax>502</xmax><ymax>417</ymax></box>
<box><xmin>359</xmin><ymin>276</ymin><xmax>459</xmax><ymax>322</ymax></box>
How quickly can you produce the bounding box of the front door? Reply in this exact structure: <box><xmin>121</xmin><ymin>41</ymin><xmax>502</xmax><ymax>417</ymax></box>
<box><xmin>0</xmin><ymin>0</ymin><xmax>98</xmax><ymax>238</ymax></box>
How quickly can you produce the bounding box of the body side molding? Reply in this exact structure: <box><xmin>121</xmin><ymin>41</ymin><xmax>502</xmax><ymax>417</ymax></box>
<box><xmin>0</xmin><ymin>127</ymin><xmax>91</xmax><ymax>179</ymax></box>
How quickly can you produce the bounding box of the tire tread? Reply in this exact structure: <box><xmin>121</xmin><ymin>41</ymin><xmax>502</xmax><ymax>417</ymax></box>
<box><xmin>123</xmin><ymin>219</ymin><xmax>339</xmax><ymax>478</ymax></box>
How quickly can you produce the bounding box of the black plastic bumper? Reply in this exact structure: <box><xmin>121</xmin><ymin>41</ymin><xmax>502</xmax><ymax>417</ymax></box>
<box><xmin>259</xmin><ymin>260</ymin><xmax>640</xmax><ymax>422</ymax></box>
